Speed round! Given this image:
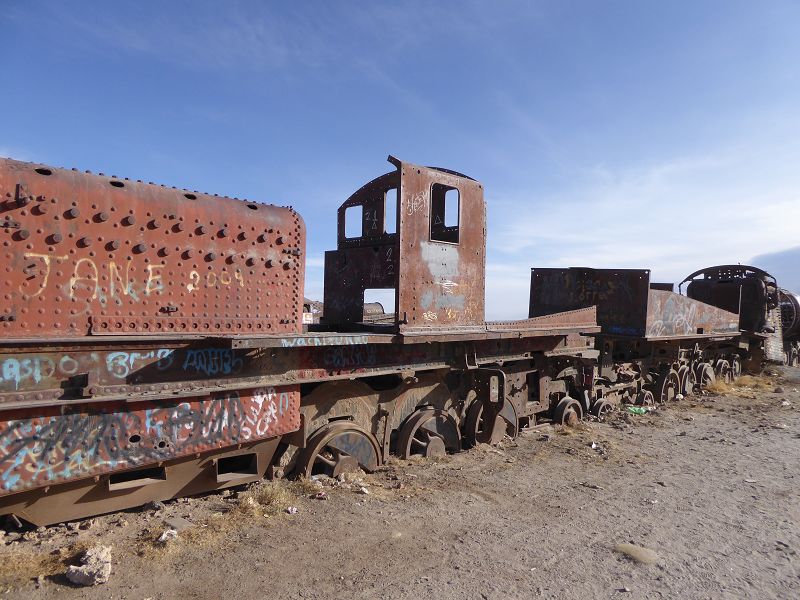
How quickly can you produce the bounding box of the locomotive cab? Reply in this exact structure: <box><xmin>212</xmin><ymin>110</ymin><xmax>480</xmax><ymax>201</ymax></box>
<box><xmin>322</xmin><ymin>156</ymin><xmax>487</xmax><ymax>333</ymax></box>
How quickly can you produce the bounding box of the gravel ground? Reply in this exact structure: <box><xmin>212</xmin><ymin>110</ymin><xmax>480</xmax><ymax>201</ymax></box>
<box><xmin>2</xmin><ymin>369</ymin><xmax>799</xmax><ymax>600</ymax></box>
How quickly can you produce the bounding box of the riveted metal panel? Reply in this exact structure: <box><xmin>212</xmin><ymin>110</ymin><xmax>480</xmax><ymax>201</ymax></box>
<box><xmin>0</xmin><ymin>158</ymin><xmax>304</xmax><ymax>338</ymax></box>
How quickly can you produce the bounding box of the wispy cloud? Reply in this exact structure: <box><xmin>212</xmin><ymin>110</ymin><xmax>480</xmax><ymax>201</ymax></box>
<box><xmin>54</xmin><ymin>3</ymin><xmax>323</xmax><ymax>72</ymax></box>
<box><xmin>484</xmin><ymin>121</ymin><xmax>800</xmax><ymax>319</ymax></box>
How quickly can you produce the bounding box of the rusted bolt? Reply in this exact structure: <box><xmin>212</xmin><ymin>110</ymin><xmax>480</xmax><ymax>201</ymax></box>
<box><xmin>238</xmin><ymin>232</ymin><xmax>247</xmax><ymax>241</ymax></box>
<box><xmin>219</xmin><ymin>228</ymin><xmax>228</xmax><ymax>237</ymax></box>
<box><xmin>206</xmin><ymin>252</ymin><xmax>217</xmax><ymax>261</ymax></box>
<box><xmin>149</xmin><ymin>219</ymin><xmax>160</xmax><ymax>229</ymax></box>
<box><xmin>133</xmin><ymin>243</ymin><xmax>147</xmax><ymax>254</ymax></box>
<box><xmin>122</xmin><ymin>215</ymin><xmax>136</xmax><ymax>226</ymax></box>
<box><xmin>35</xmin><ymin>204</ymin><xmax>48</xmax><ymax>215</ymax></box>
<box><xmin>159</xmin><ymin>247</ymin><xmax>170</xmax><ymax>256</ymax></box>
<box><xmin>78</xmin><ymin>237</ymin><xmax>92</xmax><ymax>247</ymax></box>
<box><xmin>107</xmin><ymin>240</ymin><xmax>120</xmax><ymax>250</ymax></box>
<box><xmin>276</xmin><ymin>236</ymin><xmax>284</xmax><ymax>244</ymax></box>
<box><xmin>258</xmin><ymin>233</ymin><xmax>267</xmax><ymax>242</ymax></box>
<box><xmin>227</xmin><ymin>254</ymin><xmax>236</xmax><ymax>264</ymax></box>
<box><xmin>18</xmin><ymin>230</ymin><xmax>30</xmax><ymax>240</ymax></box>
<box><xmin>173</xmin><ymin>222</ymin><xmax>184</xmax><ymax>232</ymax></box>
<box><xmin>283</xmin><ymin>260</ymin><xmax>295</xmax><ymax>270</ymax></box>
<box><xmin>66</xmin><ymin>207</ymin><xmax>80</xmax><ymax>218</ymax></box>
<box><xmin>197</xmin><ymin>225</ymin><xmax>206</xmax><ymax>235</ymax></box>
<box><xmin>266</xmin><ymin>259</ymin><xmax>274</xmax><ymax>268</ymax></box>
<box><xmin>88</xmin><ymin>387</ymin><xmax>98</xmax><ymax>396</ymax></box>
<box><xmin>246</xmin><ymin>257</ymin><xmax>256</xmax><ymax>266</ymax></box>
<box><xmin>183</xmin><ymin>249</ymin><xmax>193</xmax><ymax>259</ymax></box>
<box><xmin>97</xmin><ymin>211</ymin><xmax>109</xmax><ymax>222</ymax></box>
<box><xmin>50</xmin><ymin>233</ymin><xmax>63</xmax><ymax>244</ymax></box>
<box><xmin>17</xmin><ymin>196</ymin><xmax>30</xmax><ymax>207</ymax></box>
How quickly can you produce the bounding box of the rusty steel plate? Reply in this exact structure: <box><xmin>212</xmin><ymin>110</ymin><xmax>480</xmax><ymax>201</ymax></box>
<box><xmin>0</xmin><ymin>385</ymin><xmax>299</xmax><ymax>496</ymax></box>
<box><xmin>486</xmin><ymin>307</ymin><xmax>598</xmax><ymax>332</ymax></box>
<box><xmin>530</xmin><ymin>268</ymin><xmax>651</xmax><ymax>336</ymax></box>
<box><xmin>323</xmin><ymin>156</ymin><xmax>486</xmax><ymax>332</ymax></box>
<box><xmin>0</xmin><ymin>158</ymin><xmax>304</xmax><ymax>339</ymax></box>
<box><xmin>645</xmin><ymin>290</ymin><xmax>740</xmax><ymax>338</ymax></box>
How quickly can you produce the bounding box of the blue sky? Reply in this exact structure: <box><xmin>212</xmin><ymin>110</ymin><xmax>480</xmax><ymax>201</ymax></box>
<box><xmin>2</xmin><ymin>1</ymin><xmax>799</xmax><ymax>318</ymax></box>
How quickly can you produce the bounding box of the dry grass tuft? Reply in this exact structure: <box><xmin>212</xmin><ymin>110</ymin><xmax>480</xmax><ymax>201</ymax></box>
<box><xmin>705</xmin><ymin>380</ymin><xmax>733</xmax><ymax>395</ymax></box>
<box><xmin>553</xmin><ymin>422</ymin><xmax>592</xmax><ymax>436</ymax></box>
<box><xmin>234</xmin><ymin>481</ymin><xmax>295</xmax><ymax>518</ymax></box>
<box><xmin>733</xmin><ymin>374</ymin><xmax>773</xmax><ymax>390</ymax></box>
<box><xmin>702</xmin><ymin>371</ymin><xmax>778</xmax><ymax>398</ymax></box>
<box><xmin>289</xmin><ymin>477</ymin><xmax>324</xmax><ymax>496</ymax></box>
<box><xmin>0</xmin><ymin>541</ymin><xmax>89</xmax><ymax>585</ymax></box>
<box><xmin>137</xmin><ymin>480</ymin><xmax>302</xmax><ymax>557</ymax></box>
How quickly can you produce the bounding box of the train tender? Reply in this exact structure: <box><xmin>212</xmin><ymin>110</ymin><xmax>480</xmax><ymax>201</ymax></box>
<box><xmin>0</xmin><ymin>155</ymin><xmax>793</xmax><ymax>525</ymax></box>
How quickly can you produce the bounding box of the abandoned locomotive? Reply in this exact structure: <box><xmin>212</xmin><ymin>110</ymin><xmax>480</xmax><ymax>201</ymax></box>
<box><xmin>0</xmin><ymin>155</ymin><xmax>794</xmax><ymax>525</ymax></box>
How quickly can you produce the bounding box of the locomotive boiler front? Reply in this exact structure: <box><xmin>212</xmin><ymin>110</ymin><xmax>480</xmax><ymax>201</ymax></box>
<box><xmin>779</xmin><ymin>288</ymin><xmax>800</xmax><ymax>340</ymax></box>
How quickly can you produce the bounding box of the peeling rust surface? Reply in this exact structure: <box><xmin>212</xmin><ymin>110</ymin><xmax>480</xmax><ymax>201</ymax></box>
<box><xmin>0</xmin><ymin>158</ymin><xmax>305</xmax><ymax>338</ymax></box>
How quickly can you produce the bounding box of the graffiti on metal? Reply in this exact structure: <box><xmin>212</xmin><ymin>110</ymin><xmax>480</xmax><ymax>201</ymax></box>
<box><xmin>0</xmin><ymin>386</ymin><xmax>299</xmax><ymax>495</ymax></box>
<box><xmin>646</xmin><ymin>290</ymin><xmax>739</xmax><ymax>338</ymax></box>
<box><xmin>279</xmin><ymin>335</ymin><xmax>372</xmax><ymax>348</ymax></box>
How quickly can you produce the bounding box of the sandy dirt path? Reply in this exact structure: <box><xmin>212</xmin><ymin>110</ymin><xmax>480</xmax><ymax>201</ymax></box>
<box><xmin>2</xmin><ymin>370</ymin><xmax>799</xmax><ymax>599</ymax></box>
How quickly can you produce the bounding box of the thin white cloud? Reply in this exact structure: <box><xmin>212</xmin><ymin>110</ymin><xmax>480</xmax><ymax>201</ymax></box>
<box><xmin>484</xmin><ymin>122</ymin><xmax>800</xmax><ymax>319</ymax></box>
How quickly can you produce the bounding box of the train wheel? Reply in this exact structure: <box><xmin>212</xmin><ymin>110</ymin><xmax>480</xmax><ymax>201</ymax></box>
<box><xmin>791</xmin><ymin>349</ymin><xmax>799</xmax><ymax>367</ymax></box>
<box><xmin>463</xmin><ymin>398</ymin><xmax>518</xmax><ymax>447</ymax></box>
<box><xmin>715</xmin><ymin>360</ymin><xmax>733</xmax><ymax>384</ymax></box>
<box><xmin>295</xmin><ymin>422</ymin><xmax>381</xmax><ymax>479</ymax></box>
<box><xmin>679</xmin><ymin>366</ymin><xmax>697</xmax><ymax>397</ymax></box>
<box><xmin>731</xmin><ymin>356</ymin><xmax>742</xmax><ymax>379</ymax></box>
<box><xmin>695</xmin><ymin>362</ymin><xmax>715</xmax><ymax>388</ymax></box>
<box><xmin>636</xmin><ymin>390</ymin><xmax>655</xmax><ymax>406</ymax></box>
<box><xmin>552</xmin><ymin>397</ymin><xmax>582</xmax><ymax>427</ymax></box>
<box><xmin>397</xmin><ymin>408</ymin><xmax>461</xmax><ymax>459</ymax></box>
<box><xmin>655</xmin><ymin>370</ymin><xmax>680</xmax><ymax>403</ymax></box>
<box><xmin>590</xmin><ymin>399</ymin><xmax>612</xmax><ymax>420</ymax></box>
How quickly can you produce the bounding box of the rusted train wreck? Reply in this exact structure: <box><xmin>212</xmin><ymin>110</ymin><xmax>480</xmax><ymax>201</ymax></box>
<box><xmin>0</xmin><ymin>156</ymin><xmax>794</xmax><ymax>525</ymax></box>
